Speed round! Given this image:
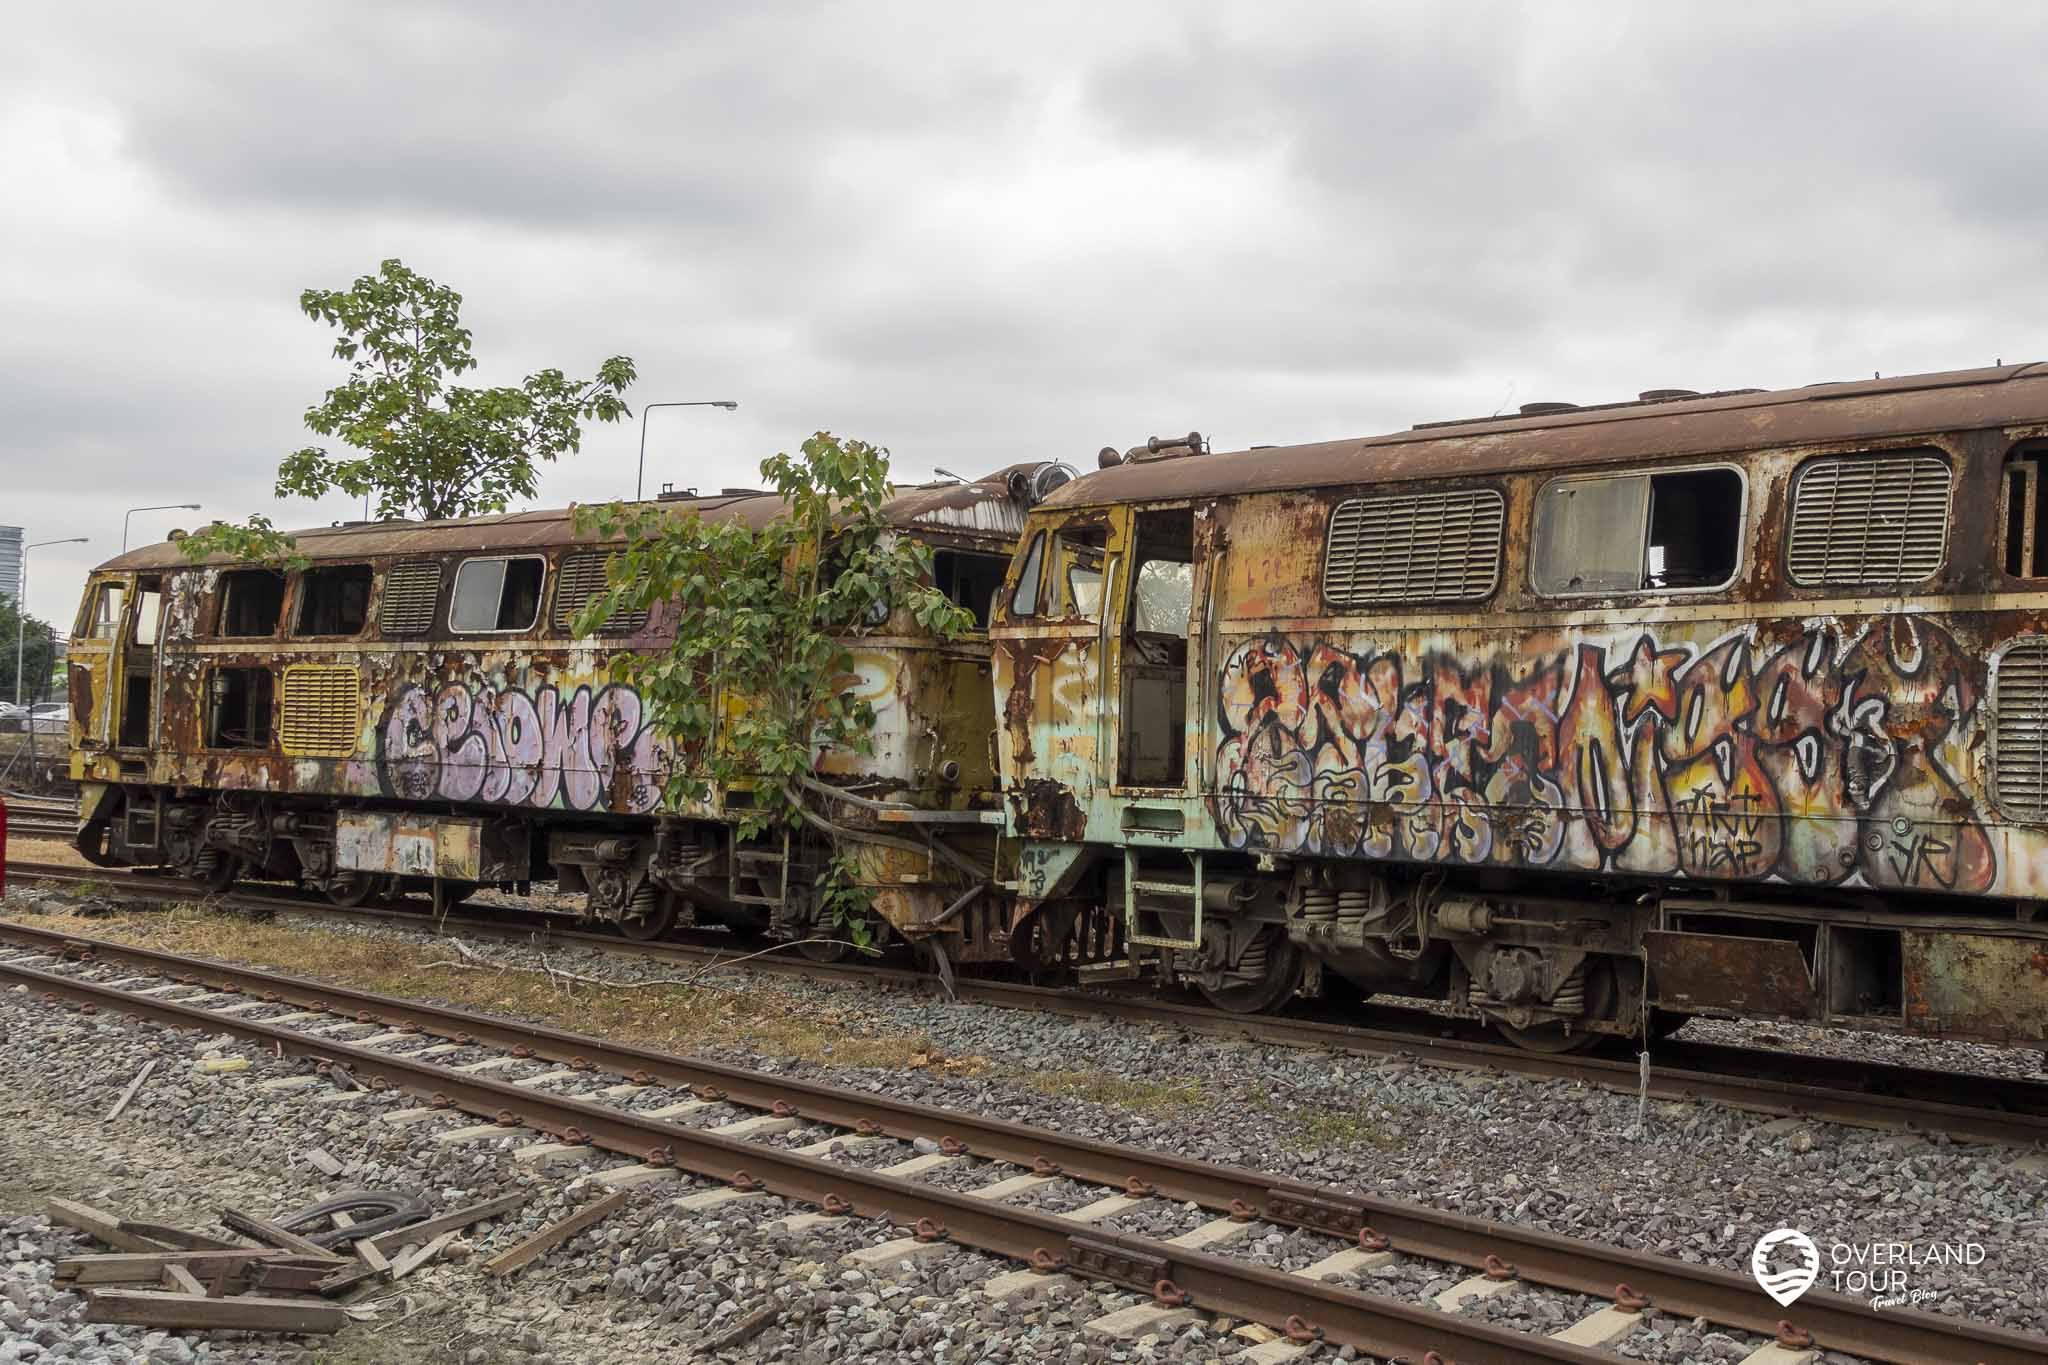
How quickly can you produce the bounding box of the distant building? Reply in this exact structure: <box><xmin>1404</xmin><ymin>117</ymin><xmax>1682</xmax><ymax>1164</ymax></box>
<box><xmin>0</xmin><ymin>525</ymin><xmax>20</xmax><ymax>604</ymax></box>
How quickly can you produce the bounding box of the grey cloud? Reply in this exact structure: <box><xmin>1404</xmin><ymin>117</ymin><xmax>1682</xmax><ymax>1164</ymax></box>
<box><xmin>7</xmin><ymin>1</ymin><xmax>2048</xmax><ymax>630</ymax></box>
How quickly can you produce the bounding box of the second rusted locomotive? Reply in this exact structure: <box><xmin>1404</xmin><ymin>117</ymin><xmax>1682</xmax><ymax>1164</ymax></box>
<box><xmin>991</xmin><ymin>366</ymin><xmax>2048</xmax><ymax>1051</ymax></box>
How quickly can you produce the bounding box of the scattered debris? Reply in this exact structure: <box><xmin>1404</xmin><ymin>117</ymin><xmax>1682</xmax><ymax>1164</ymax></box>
<box><xmin>484</xmin><ymin>1189</ymin><xmax>627</xmax><ymax>1278</ymax></box>
<box><xmin>42</xmin><ymin>1185</ymin><xmax>527</xmax><ymax>1341</ymax></box>
<box><xmin>104</xmin><ymin>1058</ymin><xmax>156</xmax><ymax>1120</ymax></box>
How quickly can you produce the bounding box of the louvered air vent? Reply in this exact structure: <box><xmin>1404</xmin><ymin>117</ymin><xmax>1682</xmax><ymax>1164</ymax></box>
<box><xmin>1996</xmin><ymin>638</ymin><xmax>2048</xmax><ymax>820</ymax></box>
<box><xmin>378</xmin><ymin>561</ymin><xmax>442</xmax><ymax>637</ymax></box>
<box><xmin>554</xmin><ymin>551</ymin><xmax>649</xmax><ymax>633</ymax></box>
<box><xmin>1323</xmin><ymin>488</ymin><xmax>1505</xmax><ymax>606</ymax></box>
<box><xmin>278</xmin><ymin>664</ymin><xmax>360</xmax><ymax>759</ymax></box>
<box><xmin>1786</xmin><ymin>454</ymin><xmax>1950</xmax><ymax>586</ymax></box>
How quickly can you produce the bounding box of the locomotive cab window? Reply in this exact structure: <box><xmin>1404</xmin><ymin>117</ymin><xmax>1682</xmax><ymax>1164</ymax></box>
<box><xmin>293</xmin><ymin>564</ymin><xmax>372</xmax><ymax>637</ymax></box>
<box><xmin>1009</xmin><ymin>533</ymin><xmax>1046</xmax><ymax>616</ymax></box>
<box><xmin>450</xmin><ymin>555</ymin><xmax>545</xmax><ymax>632</ymax></box>
<box><xmin>2004</xmin><ymin>449</ymin><xmax>2048</xmax><ymax>577</ymax></box>
<box><xmin>1533</xmin><ymin>466</ymin><xmax>1743</xmax><ymax>595</ymax></box>
<box><xmin>217</xmin><ymin>569</ymin><xmax>285</xmax><ymax>637</ymax></box>
<box><xmin>84</xmin><ymin>582</ymin><xmax>126</xmax><ymax>640</ymax></box>
<box><xmin>933</xmin><ymin>550</ymin><xmax>1010</xmax><ymax>629</ymax></box>
<box><xmin>1055</xmin><ymin>525</ymin><xmax>1109</xmax><ymax>620</ymax></box>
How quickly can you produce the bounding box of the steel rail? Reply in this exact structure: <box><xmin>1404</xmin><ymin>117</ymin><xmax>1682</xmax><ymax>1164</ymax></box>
<box><xmin>0</xmin><ymin>956</ymin><xmax>1619</xmax><ymax>1365</ymax></box>
<box><xmin>3</xmin><ymin>922</ymin><xmax>2044</xmax><ymax>1365</ymax></box>
<box><xmin>9</xmin><ymin>859</ymin><xmax>2048</xmax><ymax>1150</ymax></box>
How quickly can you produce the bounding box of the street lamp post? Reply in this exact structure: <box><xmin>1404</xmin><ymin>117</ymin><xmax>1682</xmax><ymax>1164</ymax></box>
<box><xmin>123</xmin><ymin>503</ymin><xmax>203</xmax><ymax>552</ymax></box>
<box><xmin>16</xmin><ymin>537</ymin><xmax>88</xmax><ymax>707</ymax></box>
<box><xmin>635</xmin><ymin>401</ymin><xmax>738</xmax><ymax>501</ymax></box>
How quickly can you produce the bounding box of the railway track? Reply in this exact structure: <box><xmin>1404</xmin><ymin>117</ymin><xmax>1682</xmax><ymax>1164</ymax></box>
<box><xmin>10</xmin><ymin>857</ymin><xmax>2048</xmax><ymax>1151</ymax></box>
<box><xmin>3</xmin><ymin>920</ymin><xmax>2041</xmax><ymax>1364</ymax></box>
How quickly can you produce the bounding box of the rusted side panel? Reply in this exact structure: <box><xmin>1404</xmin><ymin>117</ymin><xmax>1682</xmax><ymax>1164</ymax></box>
<box><xmin>1901</xmin><ymin>931</ymin><xmax>2048</xmax><ymax>1040</ymax></box>
<box><xmin>1645</xmin><ymin>931</ymin><xmax>1819</xmax><ymax>1019</ymax></box>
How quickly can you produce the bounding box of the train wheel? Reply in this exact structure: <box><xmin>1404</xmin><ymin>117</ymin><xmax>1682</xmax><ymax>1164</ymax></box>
<box><xmin>1197</xmin><ymin>928</ymin><xmax>1304</xmax><ymax>1015</ymax></box>
<box><xmin>1496</xmin><ymin>961</ymin><xmax>1617</xmax><ymax>1054</ymax></box>
<box><xmin>325</xmin><ymin>872</ymin><xmax>378</xmax><ymax>908</ymax></box>
<box><xmin>798</xmin><ymin>932</ymin><xmax>856</xmax><ymax>963</ymax></box>
<box><xmin>196</xmin><ymin>850</ymin><xmax>240</xmax><ymax>894</ymax></box>
<box><xmin>619</xmin><ymin>895</ymin><xmax>676</xmax><ymax>942</ymax></box>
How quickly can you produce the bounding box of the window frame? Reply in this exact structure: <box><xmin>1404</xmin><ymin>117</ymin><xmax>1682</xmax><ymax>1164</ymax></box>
<box><xmin>213</xmin><ymin>568</ymin><xmax>287</xmax><ymax>639</ymax></box>
<box><xmin>1998</xmin><ymin>443</ymin><xmax>2048</xmax><ymax>581</ymax></box>
<box><xmin>447</xmin><ymin>554</ymin><xmax>548</xmax><ymax>635</ymax></box>
<box><xmin>1783</xmin><ymin>449</ymin><xmax>1952</xmax><ymax>589</ymax></box>
<box><xmin>290</xmin><ymin>562</ymin><xmax>375</xmax><ymax>639</ymax></box>
<box><xmin>85</xmin><ymin>582</ymin><xmax>127</xmax><ymax>641</ymax></box>
<box><xmin>1008</xmin><ymin>532</ymin><xmax>1047</xmax><ymax>618</ymax></box>
<box><xmin>1530</xmin><ymin>461</ymin><xmax>1749</xmax><ymax>599</ymax></box>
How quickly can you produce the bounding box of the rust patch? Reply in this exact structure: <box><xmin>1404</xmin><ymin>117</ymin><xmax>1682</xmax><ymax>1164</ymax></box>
<box><xmin>1644</xmin><ymin>930</ymin><xmax>1819</xmax><ymax>1019</ymax></box>
<box><xmin>1011</xmin><ymin>778</ymin><xmax>1086</xmax><ymax>841</ymax></box>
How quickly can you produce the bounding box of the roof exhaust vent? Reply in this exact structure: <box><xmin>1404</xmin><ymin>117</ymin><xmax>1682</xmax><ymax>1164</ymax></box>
<box><xmin>1637</xmin><ymin>388</ymin><xmax>1699</xmax><ymax>402</ymax></box>
<box><xmin>1518</xmin><ymin>402</ymin><xmax>1580</xmax><ymax>416</ymax></box>
<box><xmin>1010</xmin><ymin>462</ymin><xmax>1078</xmax><ymax>505</ymax></box>
<box><xmin>1125</xmin><ymin>431</ymin><xmax>1207</xmax><ymax>462</ymax></box>
<box><xmin>1098</xmin><ymin>446</ymin><xmax>1123</xmax><ymax>469</ymax></box>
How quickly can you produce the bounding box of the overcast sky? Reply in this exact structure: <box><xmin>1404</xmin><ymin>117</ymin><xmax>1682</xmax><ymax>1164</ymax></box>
<box><xmin>4</xmin><ymin>2</ymin><xmax>2045</xmax><ymax>626</ymax></box>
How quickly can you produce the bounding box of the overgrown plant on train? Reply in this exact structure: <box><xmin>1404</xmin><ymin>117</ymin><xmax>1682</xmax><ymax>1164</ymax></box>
<box><xmin>181</xmin><ymin>257</ymin><xmax>637</xmax><ymax>566</ymax></box>
<box><xmin>573</xmin><ymin>432</ymin><xmax>976</xmax><ymax>941</ymax></box>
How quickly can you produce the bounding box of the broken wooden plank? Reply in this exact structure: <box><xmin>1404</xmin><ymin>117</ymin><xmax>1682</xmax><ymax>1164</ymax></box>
<box><xmin>160</xmin><ymin>1265</ymin><xmax>206</xmax><ymax>1297</ymax></box>
<box><xmin>217</xmin><ymin>1209</ymin><xmax>346</xmax><ymax>1264</ymax></box>
<box><xmin>302</xmin><ymin>1148</ymin><xmax>344</xmax><ymax>1178</ymax></box>
<box><xmin>46</xmin><ymin>1200</ymin><xmax>175</xmax><ymax>1254</ymax></box>
<box><xmin>354</xmin><ymin>1239</ymin><xmax>390</xmax><ymax>1274</ymax></box>
<box><xmin>57</xmin><ymin>1250</ymin><xmax>305</xmax><ymax>1285</ymax></box>
<box><xmin>251</xmin><ymin>1260</ymin><xmax>345</xmax><ymax>1294</ymax></box>
<box><xmin>390</xmin><ymin>1231</ymin><xmax>453</xmax><ymax>1280</ymax></box>
<box><xmin>363</xmin><ymin>1190</ymin><xmax>530</xmax><ymax>1258</ymax></box>
<box><xmin>105</xmin><ymin>1059</ymin><xmax>158</xmax><ymax>1121</ymax></box>
<box><xmin>309</xmin><ymin>1262</ymin><xmax>379</xmax><ymax>1296</ymax></box>
<box><xmin>116</xmin><ymin>1221</ymin><xmax>245</xmax><ymax>1253</ymax></box>
<box><xmin>483</xmin><ymin>1191</ymin><xmax>627</xmax><ymax>1278</ymax></box>
<box><xmin>83</xmin><ymin>1288</ymin><xmax>349</xmax><ymax>1333</ymax></box>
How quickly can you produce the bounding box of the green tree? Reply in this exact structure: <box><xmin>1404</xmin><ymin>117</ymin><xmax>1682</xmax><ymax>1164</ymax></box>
<box><xmin>0</xmin><ymin>597</ymin><xmax>59</xmax><ymax>704</ymax></box>
<box><xmin>185</xmin><ymin>258</ymin><xmax>636</xmax><ymax>563</ymax></box>
<box><xmin>574</xmin><ymin>434</ymin><xmax>972</xmax><ymax>932</ymax></box>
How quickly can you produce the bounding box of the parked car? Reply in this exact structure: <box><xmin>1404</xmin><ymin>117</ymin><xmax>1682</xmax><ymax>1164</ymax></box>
<box><xmin>0</xmin><ymin>702</ymin><xmax>25</xmax><ymax>733</ymax></box>
<box><xmin>24</xmin><ymin>703</ymin><xmax>68</xmax><ymax>737</ymax></box>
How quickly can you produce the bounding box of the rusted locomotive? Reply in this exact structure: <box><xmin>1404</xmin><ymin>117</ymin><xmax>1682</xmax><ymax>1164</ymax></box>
<box><xmin>991</xmin><ymin>366</ymin><xmax>2048</xmax><ymax>1051</ymax></box>
<box><xmin>65</xmin><ymin>465</ymin><xmax>1068</xmax><ymax>960</ymax></box>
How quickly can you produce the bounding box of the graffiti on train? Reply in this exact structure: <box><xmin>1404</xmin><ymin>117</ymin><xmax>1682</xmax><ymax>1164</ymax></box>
<box><xmin>1210</xmin><ymin>617</ymin><xmax>1994</xmax><ymax>893</ymax></box>
<box><xmin>377</xmin><ymin>681</ymin><xmax>673</xmax><ymax>812</ymax></box>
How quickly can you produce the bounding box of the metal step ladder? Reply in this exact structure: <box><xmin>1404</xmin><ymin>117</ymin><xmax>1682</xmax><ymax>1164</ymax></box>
<box><xmin>120</xmin><ymin>789</ymin><xmax>163</xmax><ymax>856</ymax></box>
<box><xmin>1123</xmin><ymin>846</ymin><xmax>1204</xmax><ymax>951</ymax></box>
<box><xmin>728</xmin><ymin>830</ymin><xmax>791</xmax><ymax>910</ymax></box>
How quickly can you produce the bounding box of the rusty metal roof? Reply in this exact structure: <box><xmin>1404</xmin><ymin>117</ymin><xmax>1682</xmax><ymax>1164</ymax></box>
<box><xmin>1043</xmin><ymin>363</ymin><xmax>2048</xmax><ymax>508</ymax></box>
<box><xmin>98</xmin><ymin>465</ymin><xmax>1042</xmax><ymax>572</ymax></box>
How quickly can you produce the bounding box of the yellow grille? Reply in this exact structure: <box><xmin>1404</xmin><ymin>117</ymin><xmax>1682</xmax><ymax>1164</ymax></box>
<box><xmin>279</xmin><ymin>664</ymin><xmax>361</xmax><ymax>758</ymax></box>
<box><xmin>554</xmin><ymin>550</ymin><xmax>650</xmax><ymax>633</ymax></box>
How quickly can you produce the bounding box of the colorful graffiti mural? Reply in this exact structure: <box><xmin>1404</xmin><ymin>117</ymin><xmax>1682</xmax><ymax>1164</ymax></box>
<box><xmin>1210</xmin><ymin>616</ymin><xmax>1995</xmax><ymax>893</ymax></box>
<box><xmin>377</xmin><ymin>681</ymin><xmax>672</xmax><ymax>813</ymax></box>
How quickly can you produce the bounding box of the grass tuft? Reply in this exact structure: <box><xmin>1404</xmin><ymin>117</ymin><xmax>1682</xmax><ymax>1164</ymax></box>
<box><xmin>16</xmin><ymin>901</ymin><xmax>985</xmax><ymax>1074</ymax></box>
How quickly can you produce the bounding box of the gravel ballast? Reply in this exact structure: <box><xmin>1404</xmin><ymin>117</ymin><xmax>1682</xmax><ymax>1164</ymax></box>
<box><xmin>3</xmin><ymin>885</ymin><xmax>2046</xmax><ymax>1362</ymax></box>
